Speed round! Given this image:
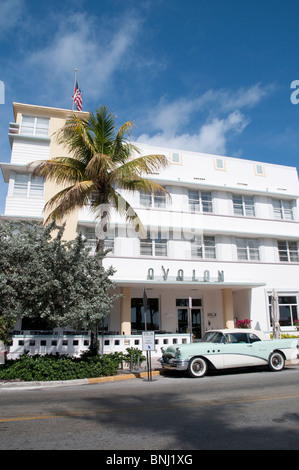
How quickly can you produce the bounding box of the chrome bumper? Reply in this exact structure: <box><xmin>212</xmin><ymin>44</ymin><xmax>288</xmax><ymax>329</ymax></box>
<box><xmin>158</xmin><ymin>357</ymin><xmax>189</xmax><ymax>371</ymax></box>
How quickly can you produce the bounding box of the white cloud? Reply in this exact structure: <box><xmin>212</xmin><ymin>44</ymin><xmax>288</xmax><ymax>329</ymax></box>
<box><xmin>25</xmin><ymin>11</ymin><xmax>142</xmax><ymax>105</ymax></box>
<box><xmin>136</xmin><ymin>84</ymin><xmax>271</xmax><ymax>155</ymax></box>
<box><xmin>137</xmin><ymin>110</ymin><xmax>249</xmax><ymax>154</ymax></box>
<box><xmin>212</xmin><ymin>83</ymin><xmax>274</xmax><ymax>112</ymax></box>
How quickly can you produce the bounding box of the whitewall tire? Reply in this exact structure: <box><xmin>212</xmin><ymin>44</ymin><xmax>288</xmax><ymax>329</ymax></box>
<box><xmin>268</xmin><ymin>351</ymin><xmax>285</xmax><ymax>372</ymax></box>
<box><xmin>188</xmin><ymin>357</ymin><xmax>208</xmax><ymax>378</ymax></box>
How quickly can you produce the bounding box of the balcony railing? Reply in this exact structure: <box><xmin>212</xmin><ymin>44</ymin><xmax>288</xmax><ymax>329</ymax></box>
<box><xmin>8</xmin><ymin>122</ymin><xmax>20</xmax><ymax>135</ymax></box>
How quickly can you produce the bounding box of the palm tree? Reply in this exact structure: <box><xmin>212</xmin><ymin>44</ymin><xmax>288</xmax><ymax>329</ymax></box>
<box><xmin>29</xmin><ymin>106</ymin><xmax>169</xmax><ymax>353</ymax></box>
<box><xmin>30</xmin><ymin>106</ymin><xmax>169</xmax><ymax>251</ymax></box>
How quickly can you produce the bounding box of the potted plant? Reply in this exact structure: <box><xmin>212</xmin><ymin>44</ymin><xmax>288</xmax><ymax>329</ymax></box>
<box><xmin>236</xmin><ymin>319</ymin><xmax>252</xmax><ymax>329</ymax></box>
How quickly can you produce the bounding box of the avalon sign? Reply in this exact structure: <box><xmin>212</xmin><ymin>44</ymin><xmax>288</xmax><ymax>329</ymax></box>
<box><xmin>147</xmin><ymin>266</ymin><xmax>225</xmax><ymax>283</ymax></box>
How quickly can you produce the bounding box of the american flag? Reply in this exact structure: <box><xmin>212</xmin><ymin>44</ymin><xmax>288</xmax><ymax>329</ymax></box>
<box><xmin>72</xmin><ymin>80</ymin><xmax>82</xmax><ymax>111</ymax></box>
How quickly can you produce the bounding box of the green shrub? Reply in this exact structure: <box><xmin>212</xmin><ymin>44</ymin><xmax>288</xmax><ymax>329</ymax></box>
<box><xmin>0</xmin><ymin>352</ymin><xmax>122</xmax><ymax>382</ymax></box>
<box><xmin>124</xmin><ymin>347</ymin><xmax>146</xmax><ymax>364</ymax></box>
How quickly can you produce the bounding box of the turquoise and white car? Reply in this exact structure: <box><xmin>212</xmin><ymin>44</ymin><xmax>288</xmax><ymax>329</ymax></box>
<box><xmin>159</xmin><ymin>329</ymin><xmax>299</xmax><ymax>378</ymax></box>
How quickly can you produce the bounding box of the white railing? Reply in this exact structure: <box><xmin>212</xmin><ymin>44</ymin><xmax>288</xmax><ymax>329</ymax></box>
<box><xmin>8</xmin><ymin>122</ymin><xmax>20</xmax><ymax>135</ymax></box>
<box><xmin>7</xmin><ymin>332</ymin><xmax>190</xmax><ymax>359</ymax></box>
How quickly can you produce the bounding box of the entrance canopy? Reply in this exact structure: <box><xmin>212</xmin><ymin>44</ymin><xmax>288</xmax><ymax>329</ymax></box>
<box><xmin>115</xmin><ymin>278</ymin><xmax>266</xmax><ymax>291</ymax></box>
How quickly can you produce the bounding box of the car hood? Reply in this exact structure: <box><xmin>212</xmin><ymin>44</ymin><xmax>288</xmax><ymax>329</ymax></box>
<box><xmin>162</xmin><ymin>342</ymin><xmax>209</xmax><ymax>354</ymax></box>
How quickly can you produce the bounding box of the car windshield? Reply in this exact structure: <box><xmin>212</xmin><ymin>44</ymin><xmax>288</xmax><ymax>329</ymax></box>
<box><xmin>202</xmin><ymin>331</ymin><xmax>225</xmax><ymax>343</ymax></box>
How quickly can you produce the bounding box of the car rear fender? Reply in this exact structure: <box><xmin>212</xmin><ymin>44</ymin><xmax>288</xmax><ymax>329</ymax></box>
<box><xmin>268</xmin><ymin>349</ymin><xmax>286</xmax><ymax>361</ymax></box>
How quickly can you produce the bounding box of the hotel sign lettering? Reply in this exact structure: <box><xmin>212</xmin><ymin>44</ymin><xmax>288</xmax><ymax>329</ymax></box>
<box><xmin>147</xmin><ymin>266</ymin><xmax>225</xmax><ymax>283</ymax></box>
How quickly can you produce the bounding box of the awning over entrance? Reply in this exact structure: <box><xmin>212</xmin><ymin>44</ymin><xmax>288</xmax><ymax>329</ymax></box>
<box><xmin>114</xmin><ymin>278</ymin><xmax>266</xmax><ymax>291</ymax></box>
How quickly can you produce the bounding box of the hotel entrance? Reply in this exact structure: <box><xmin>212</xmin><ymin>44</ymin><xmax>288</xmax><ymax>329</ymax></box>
<box><xmin>176</xmin><ymin>298</ymin><xmax>202</xmax><ymax>339</ymax></box>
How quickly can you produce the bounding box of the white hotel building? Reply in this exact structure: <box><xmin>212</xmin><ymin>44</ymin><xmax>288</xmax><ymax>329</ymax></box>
<box><xmin>1</xmin><ymin>102</ymin><xmax>299</xmax><ymax>358</ymax></box>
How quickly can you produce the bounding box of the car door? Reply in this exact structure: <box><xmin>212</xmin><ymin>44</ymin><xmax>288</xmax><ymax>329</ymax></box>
<box><xmin>223</xmin><ymin>333</ymin><xmax>256</xmax><ymax>368</ymax></box>
<box><xmin>247</xmin><ymin>333</ymin><xmax>268</xmax><ymax>366</ymax></box>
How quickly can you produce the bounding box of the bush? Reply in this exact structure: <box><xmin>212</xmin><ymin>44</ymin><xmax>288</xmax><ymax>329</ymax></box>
<box><xmin>0</xmin><ymin>352</ymin><xmax>122</xmax><ymax>382</ymax></box>
<box><xmin>124</xmin><ymin>347</ymin><xmax>146</xmax><ymax>365</ymax></box>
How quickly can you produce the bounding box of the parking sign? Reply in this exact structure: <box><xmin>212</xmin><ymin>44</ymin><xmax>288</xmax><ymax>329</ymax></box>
<box><xmin>142</xmin><ymin>331</ymin><xmax>155</xmax><ymax>351</ymax></box>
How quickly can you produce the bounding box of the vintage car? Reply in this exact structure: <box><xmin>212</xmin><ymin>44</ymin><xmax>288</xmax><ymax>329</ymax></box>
<box><xmin>159</xmin><ymin>329</ymin><xmax>299</xmax><ymax>378</ymax></box>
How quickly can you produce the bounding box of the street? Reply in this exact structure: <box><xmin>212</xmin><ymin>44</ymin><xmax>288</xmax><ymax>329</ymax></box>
<box><xmin>1</xmin><ymin>365</ymin><xmax>299</xmax><ymax>451</ymax></box>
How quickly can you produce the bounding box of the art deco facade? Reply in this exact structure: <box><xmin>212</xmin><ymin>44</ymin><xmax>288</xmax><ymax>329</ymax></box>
<box><xmin>1</xmin><ymin>103</ymin><xmax>299</xmax><ymax>357</ymax></box>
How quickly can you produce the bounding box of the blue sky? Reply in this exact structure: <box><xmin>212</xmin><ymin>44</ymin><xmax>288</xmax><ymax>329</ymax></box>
<box><xmin>1</xmin><ymin>0</ymin><xmax>299</xmax><ymax>213</ymax></box>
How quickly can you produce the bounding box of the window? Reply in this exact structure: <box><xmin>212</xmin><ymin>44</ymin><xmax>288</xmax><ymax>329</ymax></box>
<box><xmin>214</xmin><ymin>158</ymin><xmax>226</xmax><ymax>170</ymax></box>
<box><xmin>225</xmin><ymin>332</ymin><xmax>248</xmax><ymax>343</ymax></box>
<box><xmin>191</xmin><ymin>236</ymin><xmax>216</xmax><ymax>259</ymax></box>
<box><xmin>273</xmin><ymin>199</ymin><xmax>293</xmax><ymax>220</ymax></box>
<box><xmin>255</xmin><ymin>164</ymin><xmax>265</xmax><ymax>176</ymax></box>
<box><xmin>20</xmin><ymin>115</ymin><xmax>49</xmax><ymax>137</ymax></box>
<box><xmin>171</xmin><ymin>152</ymin><xmax>181</xmax><ymax>164</ymax></box>
<box><xmin>233</xmin><ymin>195</ymin><xmax>255</xmax><ymax>217</ymax></box>
<box><xmin>236</xmin><ymin>238</ymin><xmax>260</xmax><ymax>261</ymax></box>
<box><xmin>269</xmin><ymin>295</ymin><xmax>299</xmax><ymax>327</ymax></box>
<box><xmin>131</xmin><ymin>298</ymin><xmax>159</xmax><ymax>331</ymax></box>
<box><xmin>29</xmin><ymin>176</ymin><xmax>44</xmax><ymax>198</ymax></box>
<box><xmin>140</xmin><ymin>190</ymin><xmax>166</xmax><ymax>208</ymax></box>
<box><xmin>82</xmin><ymin>226</ymin><xmax>114</xmax><ymax>254</ymax></box>
<box><xmin>13</xmin><ymin>173</ymin><xmax>44</xmax><ymax>198</ymax></box>
<box><xmin>140</xmin><ymin>231</ymin><xmax>167</xmax><ymax>257</ymax></box>
<box><xmin>278</xmin><ymin>241</ymin><xmax>298</xmax><ymax>262</ymax></box>
<box><xmin>13</xmin><ymin>173</ymin><xmax>28</xmax><ymax>197</ymax></box>
<box><xmin>188</xmin><ymin>190</ymin><xmax>213</xmax><ymax>213</ymax></box>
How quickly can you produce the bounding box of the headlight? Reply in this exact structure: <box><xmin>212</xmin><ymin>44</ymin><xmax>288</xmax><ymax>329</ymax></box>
<box><xmin>161</xmin><ymin>347</ymin><xmax>165</xmax><ymax>353</ymax></box>
<box><xmin>176</xmin><ymin>347</ymin><xmax>181</xmax><ymax>357</ymax></box>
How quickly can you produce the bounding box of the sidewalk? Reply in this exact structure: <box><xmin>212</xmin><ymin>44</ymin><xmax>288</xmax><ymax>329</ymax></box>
<box><xmin>1</xmin><ymin>359</ymin><xmax>298</xmax><ymax>390</ymax></box>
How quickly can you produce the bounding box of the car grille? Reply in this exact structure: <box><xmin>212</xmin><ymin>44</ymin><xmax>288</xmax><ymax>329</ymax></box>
<box><xmin>162</xmin><ymin>353</ymin><xmax>175</xmax><ymax>364</ymax></box>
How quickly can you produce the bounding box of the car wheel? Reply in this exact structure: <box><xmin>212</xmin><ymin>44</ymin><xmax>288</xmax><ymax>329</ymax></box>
<box><xmin>268</xmin><ymin>351</ymin><xmax>285</xmax><ymax>372</ymax></box>
<box><xmin>188</xmin><ymin>357</ymin><xmax>208</xmax><ymax>378</ymax></box>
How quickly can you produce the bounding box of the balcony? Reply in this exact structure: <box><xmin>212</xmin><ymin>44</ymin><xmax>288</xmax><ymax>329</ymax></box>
<box><xmin>8</xmin><ymin>122</ymin><xmax>20</xmax><ymax>134</ymax></box>
<box><xmin>8</xmin><ymin>122</ymin><xmax>20</xmax><ymax>145</ymax></box>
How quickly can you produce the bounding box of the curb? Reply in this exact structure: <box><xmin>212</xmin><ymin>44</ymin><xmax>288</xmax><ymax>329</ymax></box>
<box><xmin>88</xmin><ymin>369</ymin><xmax>162</xmax><ymax>384</ymax></box>
<box><xmin>0</xmin><ymin>369</ymin><xmax>163</xmax><ymax>390</ymax></box>
<box><xmin>1</xmin><ymin>361</ymin><xmax>298</xmax><ymax>390</ymax></box>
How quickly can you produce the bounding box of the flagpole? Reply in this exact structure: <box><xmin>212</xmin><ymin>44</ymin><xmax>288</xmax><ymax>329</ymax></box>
<box><xmin>72</xmin><ymin>68</ymin><xmax>78</xmax><ymax>112</ymax></box>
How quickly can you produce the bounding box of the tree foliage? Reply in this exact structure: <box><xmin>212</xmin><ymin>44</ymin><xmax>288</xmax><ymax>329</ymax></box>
<box><xmin>0</xmin><ymin>221</ymin><xmax>119</xmax><ymax>344</ymax></box>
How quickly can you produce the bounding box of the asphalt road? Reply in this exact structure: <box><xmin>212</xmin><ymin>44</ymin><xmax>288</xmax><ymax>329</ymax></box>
<box><xmin>1</xmin><ymin>365</ymin><xmax>299</xmax><ymax>451</ymax></box>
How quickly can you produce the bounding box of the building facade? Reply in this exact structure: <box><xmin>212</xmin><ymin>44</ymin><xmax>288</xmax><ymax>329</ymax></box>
<box><xmin>1</xmin><ymin>102</ymin><xmax>299</xmax><ymax>358</ymax></box>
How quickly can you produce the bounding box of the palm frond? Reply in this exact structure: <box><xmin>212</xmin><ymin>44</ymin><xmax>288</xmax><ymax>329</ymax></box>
<box><xmin>29</xmin><ymin>157</ymin><xmax>86</xmax><ymax>185</ymax></box>
<box><xmin>117</xmin><ymin>177</ymin><xmax>169</xmax><ymax>196</ymax></box>
<box><xmin>109</xmin><ymin>190</ymin><xmax>146</xmax><ymax>238</ymax></box>
<box><xmin>91</xmin><ymin>106</ymin><xmax>117</xmax><ymax>155</ymax></box>
<box><xmin>110</xmin><ymin>154</ymin><xmax>169</xmax><ymax>183</ymax></box>
<box><xmin>85</xmin><ymin>152</ymin><xmax>116</xmax><ymax>180</ymax></box>
<box><xmin>44</xmin><ymin>180</ymin><xmax>96</xmax><ymax>224</ymax></box>
<box><xmin>56</xmin><ymin>114</ymin><xmax>95</xmax><ymax>164</ymax></box>
<box><xmin>112</xmin><ymin>121</ymin><xmax>135</xmax><ymax>162</ymax></box>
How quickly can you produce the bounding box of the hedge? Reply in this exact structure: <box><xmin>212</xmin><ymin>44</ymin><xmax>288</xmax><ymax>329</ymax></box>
<box><xmin>0</xmin><ymin>352</ymin><xmax>123</xmax><ymax>382</ymax></box>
